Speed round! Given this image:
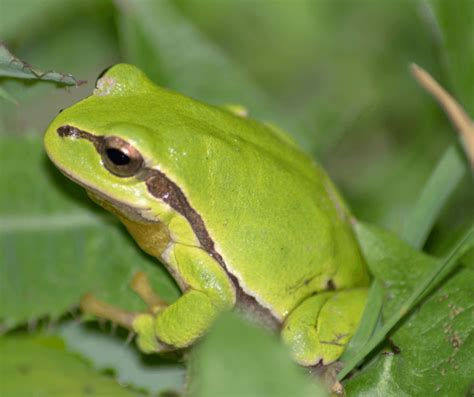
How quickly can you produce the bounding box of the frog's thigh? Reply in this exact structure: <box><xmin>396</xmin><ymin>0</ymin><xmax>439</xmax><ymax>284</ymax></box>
<box><xmin>133</xmin><ymin>244</ymin><xmax>235</xmax><ymax>353</ymax></box>
<box><xmin>282</xmin><ymin>288</ymin><xmax>368</xmax><ymax>366</ymax></box>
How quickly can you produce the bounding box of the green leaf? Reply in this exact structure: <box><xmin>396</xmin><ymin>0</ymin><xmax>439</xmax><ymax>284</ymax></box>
<box><xmin>0</xmin><ymin>335</ymin><xmax>144</xmax><ymax>397</ymax></box>
<box><xmin>0</xmin><ymin>135</ymin><xmax>179</xmax><ymax>330</ymax></box>
<box><xmin>343</xmin><ymin>222</ymin><xmax>474</xmax><ymax>394</ymax></box>
<box><xmin>0</xmin><ymin>43</ymin><xmax>84</xmax><ymax>85</ymax></box>
<box><xmin>340</xmin><ymin>280</ymin><xmax>384</xmax><ymax>363</ymax></box>
<box><xmin>356</xmin><ymin>222</ymin><xmax>472</xmax><ymax>316</ymax></box>
<box><xmin>354</xmin><ymin>223</ymin><xmax>437</xmax><ymax>316</ymax></box>
<box><xmin>188</xmin><ymin>312</ymin><xmax>327</xmax><ymax>397</ymax></box>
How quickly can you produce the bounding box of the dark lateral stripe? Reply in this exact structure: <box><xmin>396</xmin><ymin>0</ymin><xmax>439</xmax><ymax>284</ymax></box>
<box><xmin>145</xmin><ymin>165</ymin><xmax>281</xmax><ymax>329</ymax></box>
<box><xmin>57</xmin><ymin>125</ymin><xmax>281</xmax><ymax>328</ymax></box>
<box><xmin>146</xmin><ymin>172</ymin><xmax>215</xmax><ymax>254</ymax></box>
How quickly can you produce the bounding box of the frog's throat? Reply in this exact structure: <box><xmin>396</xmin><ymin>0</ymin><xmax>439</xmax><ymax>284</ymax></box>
<box><xmin>57</xmin><ymin>125</ymin><xmax>281</xmax><ymax>330</ymax></box>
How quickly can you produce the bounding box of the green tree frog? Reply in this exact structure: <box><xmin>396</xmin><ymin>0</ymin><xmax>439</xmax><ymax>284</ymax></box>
<box><xmin>44</xmin><ymin>64</ymin><xmax>370</xmax><ymax>366</ymax></box>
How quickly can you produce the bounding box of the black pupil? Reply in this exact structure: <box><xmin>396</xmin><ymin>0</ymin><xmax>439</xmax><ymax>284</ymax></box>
<box><xmin>106</xmin><ymin>148</ymin><xmax>130</xmax><ymax>166</ymax></box>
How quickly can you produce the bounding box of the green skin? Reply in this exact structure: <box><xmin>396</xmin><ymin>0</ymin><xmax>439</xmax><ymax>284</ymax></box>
<box><xmin>44</xmin><ymin>64</ymin><xmax>370</xmax><ymax>366</ymax></box>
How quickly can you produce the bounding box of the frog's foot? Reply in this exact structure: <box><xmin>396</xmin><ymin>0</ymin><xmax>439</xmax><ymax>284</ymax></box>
<box><xmin>281</xmin><ymin>288</ymin><xmax>368</xmax><ymax>366</ymax></box>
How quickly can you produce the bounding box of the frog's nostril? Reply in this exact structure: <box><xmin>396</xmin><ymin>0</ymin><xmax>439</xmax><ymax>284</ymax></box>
<box><xmin>96</xmin><ymin>65</ymin><xmax>113</xmax><ymax>86</ymax></box>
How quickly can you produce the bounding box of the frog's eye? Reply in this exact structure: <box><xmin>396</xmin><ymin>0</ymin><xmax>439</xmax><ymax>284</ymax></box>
<box><xmin>101</xmin><ymin>136</ymin><xmax>143</xmax><ymax>177</ymax></box>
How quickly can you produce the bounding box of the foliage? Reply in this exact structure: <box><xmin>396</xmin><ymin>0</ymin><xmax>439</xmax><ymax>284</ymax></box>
<box><xmin>1</xmin><ymin>0</ymin><xmax>472</xmax><ymax>395</ymax></box>
<box><xmin>0</xmin><ymin>335</ymin><xmax>145</xmax><ymax>396</ymax></box>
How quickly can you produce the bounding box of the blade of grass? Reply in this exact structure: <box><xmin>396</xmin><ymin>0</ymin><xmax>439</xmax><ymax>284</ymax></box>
<box><xmin>337</xmin><ymin>224</ymin><xmax>474</xmax><ymax>381</ymax></box>
<box><xmin>401</xmin><ymin>64</ymin><xmax>473</xmax><ymax>248</ymax></box>
<box><xmin>401</xmin><ymin>144</ymin><xmax>466</xmax><ymax>248</ymax></box>
<box><xmin>340</xmin><ymin>280</ymin><xmax>384</xmax><ymax>362</ymax></box>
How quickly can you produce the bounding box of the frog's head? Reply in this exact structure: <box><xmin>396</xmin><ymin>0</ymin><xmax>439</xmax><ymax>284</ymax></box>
<box><xmin>44</xmin><ymin>63</ymin><xmax>221</xmax><ymax>221</ymax></box>
<box><xmin>44</xmin><ymin>63</ymin><xmax>287</xmax><ymax>224</ymax></box>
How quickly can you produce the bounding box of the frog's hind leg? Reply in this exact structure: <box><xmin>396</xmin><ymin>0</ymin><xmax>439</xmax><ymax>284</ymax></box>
<box><xmin>281</xmin><ymin>288</ymin><xmax>368</xmax><ymax>366</ymax></box>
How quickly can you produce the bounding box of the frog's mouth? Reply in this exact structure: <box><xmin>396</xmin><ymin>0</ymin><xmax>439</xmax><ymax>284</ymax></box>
<box><xmin>87</xmin><ymin>189</ymin><xmax>155</xmax><ymax>224</ymax></box>
<box><xmin>54</xmin><ymin>161</ymin><xmax>154</xmax><ymax>225</ymax></box>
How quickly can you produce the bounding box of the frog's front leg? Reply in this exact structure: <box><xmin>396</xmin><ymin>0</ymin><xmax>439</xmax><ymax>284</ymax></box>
<box><xmin>82</xmin><ymin>244</ymin><xmax>235</xmax><ymax>353</ymax></box>
<box><xmin>281</xmin><ymin>288</ymin><xmax>368</xmax><ymax>366</ymax></box>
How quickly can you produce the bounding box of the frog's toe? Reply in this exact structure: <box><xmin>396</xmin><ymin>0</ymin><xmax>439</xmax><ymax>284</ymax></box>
<box><xmin>130</xmin><ymin>271</ymin><xmax>168</xmax><ymax>313</ymax></box>
<box><xmin>80</xmin><ymin>293</ymin><xmax>137</xmax><ymax>330</ymax></box>
<box><xmin>133</xmin><ymin>313</ymin><xmax>173</xmax><ymax>353</ymax></box>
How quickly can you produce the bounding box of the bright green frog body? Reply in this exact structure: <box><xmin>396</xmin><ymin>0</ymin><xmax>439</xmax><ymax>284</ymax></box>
<box><xmin>44</xmin><ymin>64</ymin><xmax>369</xmax><ymax>366</ymax></box>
